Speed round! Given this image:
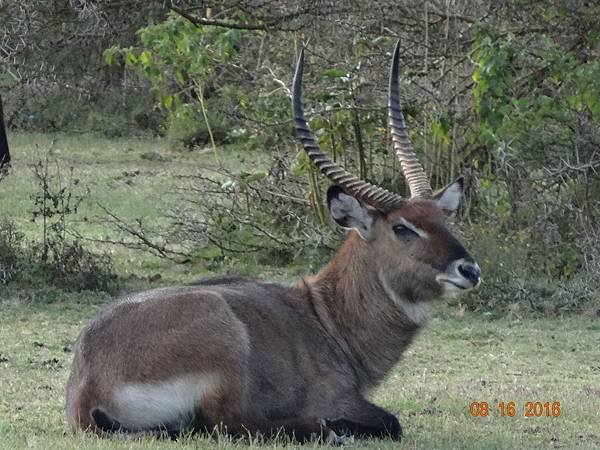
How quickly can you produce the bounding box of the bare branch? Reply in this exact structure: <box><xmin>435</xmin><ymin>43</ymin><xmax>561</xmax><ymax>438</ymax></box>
<box><xmin>94</xmin><ymin>204</ymin><xmax>189</xmax><ymax>261</ymax></box>
<box><xmin>169</xmin><ymin>5</ymin><xmax>269</xmax><ymax>31</ymax></box>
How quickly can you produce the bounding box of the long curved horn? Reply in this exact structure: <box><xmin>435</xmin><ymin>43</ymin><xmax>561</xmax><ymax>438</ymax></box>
<box><xmin>0</xmin><ymin>95</ymin><xmax>11</xmax><ymax>179</ymax></box>
<box><xmin>292</xmin><ymin>49</ymin><xmax>403</xmax><ymax>211</ymax></box>
<box><xmin>388</xmin><ymin>40</ymin><xmax>432</xmax><ymax>198</ymax></box>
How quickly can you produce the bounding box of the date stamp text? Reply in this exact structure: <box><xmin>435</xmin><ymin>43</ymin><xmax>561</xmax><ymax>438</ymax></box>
<box><xmin>469</xmin><ymin>401</ymin><xmax>561</xmax><ymax>417</ymax></box>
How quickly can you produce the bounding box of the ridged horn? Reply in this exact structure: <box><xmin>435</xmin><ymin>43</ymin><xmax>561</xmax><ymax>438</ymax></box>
<box><xmin>292</xmin><ymin>49</ymin><xmax>403</xmax><ymax>211</ymax></box>
<box><xmin>0</xmin><ymin>94</ymin><xmax>11</xmax><ymax>178</ymax></box>
<box><xmin>388</xmin><ymin>40</ymin><xmax>432</xmax><ymax>198</ymax></box>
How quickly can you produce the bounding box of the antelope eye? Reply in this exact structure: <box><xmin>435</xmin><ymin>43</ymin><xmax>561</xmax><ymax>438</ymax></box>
<box><xmin>393</xmin><ymin>224</ymin><xmax>418</xmax><ymax>239</ymax></box>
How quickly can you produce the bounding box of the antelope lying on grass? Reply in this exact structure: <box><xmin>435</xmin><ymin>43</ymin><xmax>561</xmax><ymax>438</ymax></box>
<box><xmin>66</xmin><ymin>42</ymin><xmax>480</xmax><ymax>442</ymax></box>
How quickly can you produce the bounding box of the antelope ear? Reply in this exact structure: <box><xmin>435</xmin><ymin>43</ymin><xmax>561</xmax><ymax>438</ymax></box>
<box><xmin>433</xmin><ymin>176</ymin><xmax>464</xmax><ymax>217</ymax></box>
<box><xmin>326</xmin><ymin>186</ymin><xmax>374</xmax><ymax>240</ymax></box>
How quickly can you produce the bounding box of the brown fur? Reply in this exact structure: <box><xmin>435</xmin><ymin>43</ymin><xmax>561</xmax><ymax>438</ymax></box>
<box><xmin>66</xmin><ymin>197</ymin><xmax>476</xmax><ymax>442</ymax></box>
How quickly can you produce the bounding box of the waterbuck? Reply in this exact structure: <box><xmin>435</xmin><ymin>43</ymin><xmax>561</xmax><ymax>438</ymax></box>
<box><xmin>66</xmin><ymin>42</ymin><xmax>480</xmax><ymax>442</ymax></box>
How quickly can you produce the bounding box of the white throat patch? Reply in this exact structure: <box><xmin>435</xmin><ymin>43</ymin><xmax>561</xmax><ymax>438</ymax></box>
<box><xmin>379</xmin><ymin>272</ymin><xmax>429</xmax><ymax>325</ymax></box>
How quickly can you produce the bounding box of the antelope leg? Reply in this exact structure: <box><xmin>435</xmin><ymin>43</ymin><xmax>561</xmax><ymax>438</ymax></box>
<box><xmin>326</xmin><ymin>399</ymin><xmax>402</xmax><ymax>441</ymax></box>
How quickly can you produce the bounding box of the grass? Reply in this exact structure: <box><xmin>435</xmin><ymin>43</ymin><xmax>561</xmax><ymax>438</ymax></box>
<box><xmin>0</xmin><ymin>132</ymin><xmax>275</xmax><ymax>282</ymax></box>
<box><xmin>0</xmin><ymin>133</ymin><xmax>599</xmax><ymax>449</ymax></box>
<box><xmin>1</xmin><ymin>301</ymin><xmax>598</xmax><ymax>449</ymax></box>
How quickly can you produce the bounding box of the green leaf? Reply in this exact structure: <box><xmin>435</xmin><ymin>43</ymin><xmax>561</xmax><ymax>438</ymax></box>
<box><xmin>163</xmin><ymin>95</ymin><xmax>174</xmax><ymax>110</ymax></box>
<box><xmin>103</xmin><ymin>48</ymin><xmax>115</xmax><ymax>66</ymax></box>
<box><xmin>291</xmin><ymin>151</ymin><xmax>310</xmax><ymax>176</ymax></box>
<box><xmin>240</xmin><ymin>171</ymin><xmax>268</xmax><ymax>182</ymax></box>
<box><xmin>323</xmin><ymin>68</ymin><xmax>347</xmax><ymax>78</ymax></box>
<box><xmin>139</xmin><ymin>50</ymin><xmax>152</xmax><ymax>68</ymax></box>
<box><xmin>125</xmin><ymin>51</ymin><xmax>137</xmax><ymax>66</ymax></box>
<box><xmin>175</xmin><ymin>69</ymin><xmax>186</xmax><ymax>84</ymax></box>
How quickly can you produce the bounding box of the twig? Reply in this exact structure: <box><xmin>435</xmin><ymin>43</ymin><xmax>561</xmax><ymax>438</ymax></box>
<box><xmin>169</xmin><ymin>5</ymin><xmax>269</xmax><ymax>31</ymax></box>
<box><xmin>95</xmin><ymin>204</ymin><xmax>189</xmax><ymax>261</ymax></box>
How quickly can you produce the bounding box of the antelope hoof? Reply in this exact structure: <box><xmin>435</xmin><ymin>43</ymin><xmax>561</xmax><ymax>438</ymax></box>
<box><xmin>325</xmin><ymin>429</ymin><xmax>350</xmax><ymax>446</ymax></box>
<box><xmin>317</xmin><ymin>419</ymin><xmax>350</xmax><ymax>445</ymax></box>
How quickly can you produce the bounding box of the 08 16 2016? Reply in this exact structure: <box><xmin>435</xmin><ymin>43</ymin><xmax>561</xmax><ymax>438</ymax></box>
<box><xmin>469</xmin><ymin>401</ymin><xmax>561</xmax><ymax>417</ymax></box>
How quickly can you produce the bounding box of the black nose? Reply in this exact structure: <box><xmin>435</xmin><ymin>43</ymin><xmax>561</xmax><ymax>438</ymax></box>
<box><xmin>458</xmin><ymin>263</ymin><xmax>480</xmax><ymax>284</ymax></box>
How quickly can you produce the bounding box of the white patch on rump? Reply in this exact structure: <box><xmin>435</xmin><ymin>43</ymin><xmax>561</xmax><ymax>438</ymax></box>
<box><xmin>112</xmin><ymin>375</ymin><xmax>219</xmax><ymax>430</ymax></box>
<box><xmin>379</xmin><ymin>272</ymin><xmax>429</xmax><ymax>325</ymax></box>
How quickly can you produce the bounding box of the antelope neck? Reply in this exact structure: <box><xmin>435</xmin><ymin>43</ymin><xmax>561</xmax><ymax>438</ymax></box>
<box><xmin>307</xmin><ymin>232</ymin><xmax>422</xmax><ymax>388</ymax></box>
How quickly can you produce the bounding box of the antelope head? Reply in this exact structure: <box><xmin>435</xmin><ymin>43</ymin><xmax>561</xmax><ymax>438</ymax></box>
<box><xmin>293</xmin><ymin>42</ymin><xmax>480</xmax><ymax>303</ymax></box>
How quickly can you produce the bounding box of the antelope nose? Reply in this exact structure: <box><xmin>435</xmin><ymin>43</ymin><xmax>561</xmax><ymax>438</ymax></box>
<box><xmin>458</xmin><ymin>263</ymin><xmax>481</xmax><ymax>285</ymax></box>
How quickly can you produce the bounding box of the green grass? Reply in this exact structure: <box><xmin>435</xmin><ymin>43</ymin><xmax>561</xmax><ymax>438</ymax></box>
<box><xmin>0</xmin><ymin>133</ymin><xmax>599</xmax><ymax>449</ymax></box>
<box><xmin>0</xmin><ymin>132</ymin><xmax>274</xmax><ymax>282</ymax></box>
<box><xmin>1</xmin><ymin>301</ymin><xmax>598</xmax><ymax>449</ymax></box>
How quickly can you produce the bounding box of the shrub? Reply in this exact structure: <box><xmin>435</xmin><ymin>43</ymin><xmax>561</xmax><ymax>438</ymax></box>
<box><xmin>10</xmin><ymin>85</ymin><xmax>163</xmax><ymax>137</ymax></box>
<box><xmin>30</xmin><ymin>238</ymin><xmax>116</xmax><ymax>292</ymax></box>
<box><xmin>0</xmin><ymin>152</ymin><xmax>118</xmax><ymax>296</ymax></box>
<box><xmin>456</xmin><ymin>222</ymin><xmax>599</xmax><ymax>315</ymax></box>
<box><xmin>0</xmin><ymin>220</ymin><xmax>23</xmax><ymax>285</ymax></box>
<box><xmin>170</xmin><ymin>159</ymin><xmax>337</xmax><ymax>270</ymax></box>
<box><xmin>0</xmin><ymin>218</ymin><xmax>116</xmax><ymax>293</ymax></box>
